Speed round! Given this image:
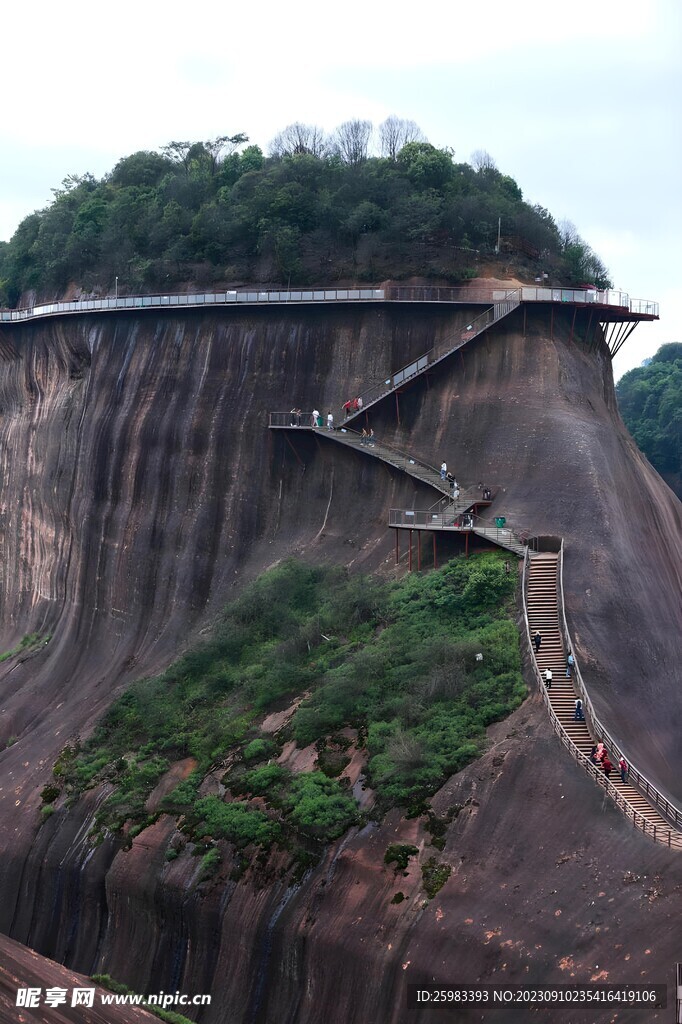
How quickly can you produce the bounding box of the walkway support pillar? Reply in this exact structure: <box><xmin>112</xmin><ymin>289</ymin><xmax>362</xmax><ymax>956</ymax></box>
<box><xmin>395</xmin><ymin>529</ymin><xmax>399</xmax><ymax>565</ymax></box>
<box><xmin>433</xmin><ymin>532</ymin><xmax>437</xmax><ymax>569</ymax></box>
<box><xmin>408</xmin><ymin>530</ymin><xmax>412</xmax><ymax>571</ymax></box>
<box><xmin>417</xmin><ymin>531</ymin><xmax>421</xmax><ymax>571</ymax></box>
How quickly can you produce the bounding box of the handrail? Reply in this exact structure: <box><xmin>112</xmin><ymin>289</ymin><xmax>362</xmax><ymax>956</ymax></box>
<box><xmin>522</xmin><ymin>546</ymin><xmax>681</xmax><ymax>847</ymax></box>
<box><xmin>556</xmin><ymin>542</ymin><xmax>682</xmax><ymax>831</ymax></box>
<box><xmin>342</xmin><ymin>293</ymin><xmax>521</xmax><ymax>418</ymax></box>
<box><xmin>0</xmin><ymin>286</ymin><xmax>658</xmax><ymax>325</ymax></box>
<box><xmin>268</xmin><ymin>417</ymin><xmax>448</xmax><ymax>482</ymax></box>
<box><xmin>389</xmin><ymin>507</ymin><xmax>527</xmax><ymax>553</ymax></box>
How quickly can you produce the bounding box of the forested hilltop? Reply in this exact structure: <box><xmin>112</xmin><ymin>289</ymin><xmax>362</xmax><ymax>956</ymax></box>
<box><xmin>0</xmin><ymin>117</ymin><xmax>610</xmax><ymax>304</ymax></box>
<box><xmin>617</xmin><ymin>343</ymin><xmax>682</xmax><ymax>498</ymax></box>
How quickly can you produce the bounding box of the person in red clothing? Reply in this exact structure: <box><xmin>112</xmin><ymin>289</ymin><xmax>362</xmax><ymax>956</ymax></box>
<box><xmin>602</xmin><ymin>756</ymin><xmax>613</xmax><ymax>778</ymax></box>
<box><xmin>619</xmin><ymin>757</ymin><xmax>628</xmax><ymax>783</ymax></box>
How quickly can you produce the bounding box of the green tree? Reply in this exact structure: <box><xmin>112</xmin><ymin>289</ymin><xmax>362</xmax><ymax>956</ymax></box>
<box><xmin>617</xmin><ymin>344</ymin><xmax>682</xmax><ymax>496</ymax></box>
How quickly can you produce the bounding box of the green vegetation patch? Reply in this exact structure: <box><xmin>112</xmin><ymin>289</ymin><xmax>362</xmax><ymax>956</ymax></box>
<box><xmin>421</xmin><ymin>857</ymin><xmax>452</xmax><ymax>899</ymax></box>
<box><xmin>0</xmin><ymin>633</ymin><xmax>47</xmax><ymax>663</ymax></box>
<box><xmin>617</xmin><ymin>343</ymin><xmax>682</xmax><ymax>498</ymax></box>
<box><xmin>384</xmin><ymin>844</ymin><xmax>419</xmax><ymax>872</ymax></box>
<box><xmin>59</xmin><ymin>554</ymin><xmax>525</xmax><ymax>850</ymax></box>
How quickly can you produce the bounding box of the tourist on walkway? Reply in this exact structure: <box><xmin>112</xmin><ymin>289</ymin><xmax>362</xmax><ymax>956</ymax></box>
<box><xmin>619</xmin><ymin>757</ymin><xmax>628</xmax><ymax>784</ymax></box>
<box><xmin>327</xmin><ymin>411</ymin><xmax>334</xmax><ymax>430</ymax></box>
<box><xmin>533</xmin><ymin>631</ymin><xmax>542</xmax><ymax>654</ymax></box>
<box><xmin>595</xmin><ymin>742</ymin><xmax>605</xmax><ymax>762</ymax></box>
<box><xmin>360</xmin><ymin>429</ymin><xmax>368</xmax><ymax>446</ymax></box>
<box><xmin>342</xmin><ymin>400</ymin><xmax>352</xmax><ymax>417</ymax></box>
<box><xmin>441</xmin><ymin>462</ymin><xmax>447</xmax><ymax>480</ymax></box>
<box><xmin>602</xmin><ymin>756</ymin><xmax>613</xmax><ymax>778</ymax></box>
<box><xmin>574</xmin><ymin>698</ymin><xmax>584</xmax><ymax>721</ymax></box>
<box><xmin>566</xmin><ymin>652</ymin><xmax>575</xmax><ymax>678</ymax></box>
<box><xmin>368</xmin><ymin>429</ymin><xmax>376</xmax><ymax>447</ymax></box>
<box><xmin>590</xmin><ymin>745</ymin><xmax>598</xmax><ymax>763</ymax></box>
<box><xmin>290</xmin><ymin>408</ymin><xmax>298</xmax><ymax>426</ymax></box>
<box><xmin>544</xmin><ymin>668</ymin><xmax>552</xmax><ymax>689</ymax></box>
<box><xmin>311</xmin><ymin>409</ymin><xmax>320</xmax><ymax>427</ymax></box>
<box><xmin>357</xmin><ymin>396</ymin><xmax>363</xmax><ymax>410</ymax></box>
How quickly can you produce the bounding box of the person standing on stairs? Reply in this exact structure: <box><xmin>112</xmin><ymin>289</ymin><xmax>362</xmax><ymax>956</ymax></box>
<box><xmin>441</xmin><ymin>462</ymin><xmax>447</xmax><ymax>480</ymax></box>
<box><xmin>327</xmin><ymin>411</ymin><xmax>334</xmax><ymax>430</ymax></box>
<box><xmin>619</xmin><ymin>757</ymin><xmax>629</xmax><ymax>783</ymax></box>
<box><xmin>566</xmin><ymin>652</ymin><xmax>575</xmax><ymax>678</ymax></box>
<box><xmin>574</xmin><ymin>698</ymin><xmax>584</xmax><ymax>720</ymax></box>
<box><xmin>533</xmin><ymin>630</ymin><xmax>542</xmax><ymax>655</ymax></box>
<box><xmin>544</xmin><ymin>668</ymin><xmax>552</xmax><ymax>689</ymax></box>
<box><xmin>602</xmin><ymin>755</ymin><xmax>613</xmax><ymax>778</ymax></box>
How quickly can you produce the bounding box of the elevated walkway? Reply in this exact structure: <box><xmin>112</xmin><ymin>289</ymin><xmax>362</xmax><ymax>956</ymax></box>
<box><xmin>270</xmin><ymin>422</ymin><xmax>485</xmax><ymax>509</ymax></box>
<box><xmin>524</xmin><ymin>548</ymin><xmax>682</xmax><ymax>848</ymax></box>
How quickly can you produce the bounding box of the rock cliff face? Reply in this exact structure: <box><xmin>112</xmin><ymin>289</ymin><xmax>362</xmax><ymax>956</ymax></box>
<box><xmin>0</xmin><ymin>302</ymin><xmax>680</xmax><ymax>1021</ymax></box>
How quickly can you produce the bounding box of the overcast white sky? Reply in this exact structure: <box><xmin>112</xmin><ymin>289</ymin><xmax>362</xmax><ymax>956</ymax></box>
<box><xmin>1</xmin><ymin>0</ymin><xmax>680</xmax><ymax>377</ymax></box>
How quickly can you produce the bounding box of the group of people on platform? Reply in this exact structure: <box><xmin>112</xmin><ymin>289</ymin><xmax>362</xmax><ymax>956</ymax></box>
<box><xmin>531</xmin><ymin>630</ymin><xmax>630</xmax><ymax>786</ymax></box>
<box><xmin>289</xmin><ymin>408</ymin><xmax>336</xmax><ymax>429</ymax></box>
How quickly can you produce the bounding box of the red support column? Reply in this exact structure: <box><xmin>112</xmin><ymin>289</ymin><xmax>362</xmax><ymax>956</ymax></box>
<box><xmin>395</xmin><ymin>391</ymin><xmax>401</xmax><ymax>426</ymax></box>
<box><xmin>408</xmin><ymin>530</ymin><xmax>412</xmax><ymax>571</ymax></box>
<box><xmin>417</xmin><ymin>531</ymin><xmax>421</xmax><ymax>571</ymax></box>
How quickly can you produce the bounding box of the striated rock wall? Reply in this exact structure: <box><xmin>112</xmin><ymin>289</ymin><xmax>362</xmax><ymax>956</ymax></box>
<box><xmin>0</xmin><ymin>302</ymin><xmax>680</xmax><ymax>1020</ymax></box>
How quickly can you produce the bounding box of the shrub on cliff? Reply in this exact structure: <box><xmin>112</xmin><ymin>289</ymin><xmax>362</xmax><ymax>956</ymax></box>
<box><xmin>194</xmin><ymin>796</ymin><xmax>281</xmax><ymax>848</ymax></box>
<box><xmin>64</xmin><ymin>554</ymin><xmax>525</xmax><ymax>842</ymax></box>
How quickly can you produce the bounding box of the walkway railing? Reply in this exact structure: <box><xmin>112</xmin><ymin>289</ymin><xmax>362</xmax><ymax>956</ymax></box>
<box><xmin>556</xmin><ymin>542</ymin><xmax>682</xmax><ymax>832</ymax></box>
<box><xmin>389</xmin><ymin>508</ymin><xmax>527</xmax><ymax>555</ymax></box>
<box><xmin>522</xmin><ymin>545</ymin><xmax>682</xmax><ymax>848</ymax></box>
<box><xmin>0</xmin><ymin>286</ymin><xmax>658</xmax><ymax>324</ymax></box>
<box><xmin>342</xmin><ymin>293</ymin><xmax>521</xmax><ymax>421</ymax></box>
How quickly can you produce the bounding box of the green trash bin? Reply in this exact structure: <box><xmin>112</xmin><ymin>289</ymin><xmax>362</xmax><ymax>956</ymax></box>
<box><xmin>495</xmin><ymin>517</ymin><xmax>506</xmax><ymax>528</ymax></box>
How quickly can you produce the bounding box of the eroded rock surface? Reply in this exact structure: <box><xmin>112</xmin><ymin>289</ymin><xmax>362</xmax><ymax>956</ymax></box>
<box><xmin>0</xmin><ymin>302</ymin><xmax>680</xmax><ymax>1021</ymax></box>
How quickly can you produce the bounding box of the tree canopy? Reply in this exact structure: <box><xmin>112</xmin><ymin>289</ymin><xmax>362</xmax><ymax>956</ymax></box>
<box><xmin>0</xmin><ymin>118</ymin><xmax>611</xmax><ymax>304</ymax></box>
<box><xmin>616</xmin><ymin>343</ymin><xmax>682</xmax><ymax>498</ymax></box>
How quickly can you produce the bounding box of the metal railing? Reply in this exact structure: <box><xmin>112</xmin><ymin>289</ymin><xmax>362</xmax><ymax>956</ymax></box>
<box><xmin>556</xmin><ymin>542</ymin><xmax>682</xmax><ymax>832</ymax></box>
<box><xmin>0</xmin><ymin>288</ymin><xmax>386</xmax><ymax>323</ymax></box>
<box><xmin>268</xmin><ymin>417</ymin><xmax>449</xmax><ymax>483</ymax></box>
<box><xmin>342</xmin><ymin>293</ymin><xmax>521</xmax><ymax>420</ymax></box>
<box><xmin>521</xmin><ymin>544</ymin><xmax>682</xmax><ymax>848</ymax></box>
<box><xmin>0</xmin><ymin>285</ymin><xmax>658</xmax><ymax>324</ymax></box>
<box><xmin>389</xmin><ymin>507</ymin><xmax>527</xmax><ymax>553</ymax></box>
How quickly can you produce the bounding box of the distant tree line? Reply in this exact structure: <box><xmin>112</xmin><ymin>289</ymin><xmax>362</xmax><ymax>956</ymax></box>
<box><xmin>616</xmin><ymin>343</ymin><xmax>682</xmax><ymax>498</ymax></box>
<box><xmin>0</xmin><ymin>116</ymin><xmax>611</xmax><ymax>304</ymax></box>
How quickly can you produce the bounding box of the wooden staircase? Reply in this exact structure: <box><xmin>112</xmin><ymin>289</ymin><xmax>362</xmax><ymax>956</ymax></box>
<box><xmin>526</xmin><ymin>552</ymin><xmax>681</xmax><ymax>842</ymax></box>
